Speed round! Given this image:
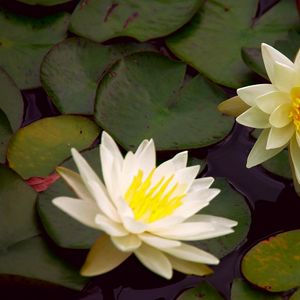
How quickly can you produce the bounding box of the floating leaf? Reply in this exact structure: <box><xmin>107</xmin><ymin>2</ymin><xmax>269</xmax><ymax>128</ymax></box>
<box><xmin>0</xmin><ymin>109</ymin><xmax>12</xmax><ymax>163</ymax></box>
<box><xmin>70</xmin><ymin>0</ymin><xmax>202</xmax><ymax>42</ymax></box>
<box><xmin>0</xmin><ymin>165</ymin><xmax>85</xmax><ymax>290</ymax></box>
<box><xmin>166</xmin><ymin>0</ymin><xmax>298</xmax><ymax>88</ymax></box>
<box><xmin>218</xmin><ymin>96</ymin><xmax>250</xmax><ymax>117</ymax></box>
<box><xmin>188</xmin><ymin>157</ymin><xmax>207</xmax><ymax>174</ymax></box>
<box><xmin>0</xmin><ymin>68</ymin><xmax>23</xmax><ymax>132</ymax></box>
<box><xmin>7</xmin><ymin>115</ymin><xmax>100</xmax><ymax>179</ymax></box>
<box><xmin>0</xmin><ymin>165</ymin><xmax>38</xmax><ymax>251</ymax></box>
<box><xmin>242</xmin><ymin>230</ymin><xmax>300</xmax><ymax>292</ymax></box>
<box><xmin>38</xmin><ymin>147</ymin><xmax>102</xmax><ymax>249</ymax></box>
<box><xmin>41</xmin><ymin>37</ymin><xmax>155</xmax><ymax>114</ymax></box>
<box><xmin>231</xmin><ymin>279</ymin><xmax>282</xmax><ymax>300</ymax></box>
<box><xmin>189</xmin><ymin>178</ymin><xmax>251</xmax><ymax>258</ymax></box>
<box><xmin>274</xmin><ymin>30</ymin><xmax>300</xmax><ymax>60</ymax></box>
<box><xmin>0</xmin><ymin>236</ymin><xmax>87</xmax><ymax>290</ymax></box>
<box><xmin>0</xmin><ymin>10</ymin><xmax>69</xmax><ymax>89</ymax></box>
<box><xmin>290</xmin><ymin>289</ymin><xmax>300</xmax><ymax>300</ymax></box>
<box><xmin>177</xmin><ymin>282</ymin><xmax>224</xmax><ymax>300</ymax></box>
<box><xmin>17</xmin><ymin>0</ymin><xmax>72</xmax><ymax>5</ymax></box>
<box><xmin>95</xmin><ymin>52</ymin><xmax>233</xmax><ymax>151</ymax></box>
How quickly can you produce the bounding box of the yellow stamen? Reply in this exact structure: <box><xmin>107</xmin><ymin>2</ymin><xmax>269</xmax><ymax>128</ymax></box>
<box><xmin>124</xmin><ymin>169</ymin><xmax>186</xmax><ymax>223</ymax></box>
<box><xmin>289</xmin><ymin>87</ymin><xmax>300</xmax><ymax>132</ymax></box>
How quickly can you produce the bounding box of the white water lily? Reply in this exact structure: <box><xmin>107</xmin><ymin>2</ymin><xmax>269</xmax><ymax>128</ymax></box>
<box><xmin>52</xmin><ymin>132</ymin><xmax>237</xmax><ymax>279</ymax></box>
<box><xmin>236</xmin><ymin>43</ymin><xmax>300</xmax><ymax>182</ymax></box>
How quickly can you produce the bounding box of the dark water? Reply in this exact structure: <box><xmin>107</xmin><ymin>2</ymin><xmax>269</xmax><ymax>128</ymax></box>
<box><xmin>1</xmin><ymin>0</ymin><xmax>300</xmax><ymax>299</ymax></box>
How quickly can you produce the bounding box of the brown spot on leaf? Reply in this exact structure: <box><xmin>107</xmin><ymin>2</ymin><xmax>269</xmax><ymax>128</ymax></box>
<box><xmin>123</xmin><ymin>12</ymin><xmax>139</xmax><ymax>29</ymax></box>
<box><xmin>104</xmin><ymin>3</ymin><xmax>119</xmax><ymax>22</ymax></box>
<box><xmin>80</xmin><ymin>0</ymin><xmax>91</xmax><ymax>10</ymax></box>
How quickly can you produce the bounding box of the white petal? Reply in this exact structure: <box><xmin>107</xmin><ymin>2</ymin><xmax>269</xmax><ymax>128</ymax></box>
<box><xmin>261</xmin><ymin>43</ymin><xmax>294</xmax><ymax>83</ymax></box>
<box><xmin>147</xmin><ymin>216</ymin><xmax>184</xmax><ymax>232</ymax></box>
<box><xmin>52</xmin><ymin>196</ymin><xmax>99</xmax><ymax>229</ymax></box>
<box><xmin>173</xmin><ymin>189</ymin><xmax>220</xmax><ymax>219</ymax></box>
<box><xmin>101</xmin><ymin>131</ymin><xmax>123</xmax><ymax>169</ymax></box>
<box><xmin>247</xmin><ymin>129</ymin><xmax>285</xmax><ymax>168</ymax></box>
<box><xmin>290</xmin><ymin>136</ymin><xmax>300</xmax><ymax>184</ymax></box>
<box><xmin>56</xmin><ymin>167</ymin><xmax>94</xmax><ymax>202</ymax></box>
<box><xmin>153</xmin><ymin>222</ymin><xmax>214</xmax><ymax>240</ymax></box>
<box><xmin>95</xmin><ymin>214</ymin><xmax>128</xmax><ymax>237</ymax></box>
<box><xmin>88</xmin><ymin>180</ymin><xmax>120</xmax><ymax>222</ymax></box>
<box><xmin>134</xmin><ymin>243</ymin><xmax>172</xmax><ymax>279</ymax></box>
<box><xmin>139</xmin><ymin>233</ymin><xmax>181</xmax><ymax>248</ymax></box>
<box><xmin>135</xmin><ymin>139</ymin><xmax>156</xmax><ymax>176</ymax></box>
<box><xmin>167</xmin><ymin>255</ymin><xmax>213</xmax><ymax>276</ymax></box>
<box><xmin>296</xmin><ymin>132</ymin><xmax>300</xmax><ymax>147</ymax></box>
<box><xmin>81</xmin><ymin>235</ymin><xmax>131</xmax><ymax>276</ymax></box>
<box><xmin>236</xmin><ymin>106</ymin><xmax>270</xmax><ymax>128</ymax></box>
<box><xmin>188</xmin><ymin>177</ymin><xmax>214</xmax><ymax>193</ymax></box>
<box><xmin>174</xmin><ymin>165</ymin><xmax>200</xmax><ymax>192</ymax></box>
<box><xmin>237</xmin><ymin>84</ymin><xmax>277</xmax><ymax>106</ymax></box>
<box><xmin>122</xmin><ymin>217</ymin><xmax>147</xmax><ymax>234</ymax></box>
<box><xmin>186</xmin><ymin>214</ymin><xmax>237</xmax><ymax>228</ymax></box>
<box><xmin>269</xmin><ymin>103</ymin><xmax>292</xmax><ymax>128</ymax></box>
<box><xmin>255</xmin><ymin>91</ymin><xmax>290</xmax><ymax>114</ymax></box>
<box><xmin>266</xmin><ymin>124</ymin><xmax>294</xmax><ymax>149</ymax></box>
<box><xmin>162</xmin><ymin>243</ymin><xmax>219</xmax><ymax>265</ymax></box>
<box><xmin>294</xmin><ymin>49</ymin><xmax>300</xmax><ymax>73</ymax></box>
<box><xmin>135</xmin><ymin>139</ymin><xmax>150</xmax><ymax>156</ymax></box>
<box><xmin>273</xmin><ymin>62</ymin><xmax>296</xmax><ymax>93</ymax></box>
<box><xmin>111</xmin><ymin>234</ymin><xmax>141</xmax><ymax>252</ymax></box>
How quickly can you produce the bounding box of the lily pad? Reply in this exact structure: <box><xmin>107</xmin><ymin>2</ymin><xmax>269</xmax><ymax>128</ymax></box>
<box><xmin>274</xmin><ymin>30</ymin><xmax>300</xmax><ymax>61</ymax></box>
<box><xmin>70</xmin><ymin>0</ymin><xmax>202</xmax><ymax>42</ymax></box>
<box><xmin>189</xmin><ymin>178</ymin><xmax>251</xmax><ymax>258</ymax></box>
<box><xmin>0</xmin><ymin>10</ymin><xmax>69</xmax><ymax>89</ymax></box>
<box><xmin>231</xmin><ymin>279</ymin><xmax>282</xmax><ymax>300</ymax></box>
<box><xmin>0</xmin><ymin>109</ymin><xmax>12</xmax><ymax>163</ymax></box>
<box><xmin>41</xmin><ymin>37</ymin><xmax>155</xmax><ymax>114</ymax></box>
<box><xmin>0</xmin><ymin>68</ymin><xmax>23</xmax><ymax>132</ymax></box>
<box><xmin>17</xmin><ymin>0</ymin><xmax>72</xmax><ymax>5</ymax></box>
<box><xmin>0</xmin><ymin>165</ymin><xmax>38</xmax><ymax>251</ymax></box>
<box><xmin>95</xmin><ymin>52</ymin><xmax>234</xmax><ymax>151</ymax></box>
<box><xmin>242</xmin><ymin>230</ymin><xmax>300</xmax><ymax>292</ymax></box>
<box><xmin>38</xmin><ymin>147</ymin><xmax>102</xmax><ymax>249</ymax></box>
<box><xmin>166</xmin><ymin>0</ymin><xmax>298</xmax><ymax>88</ymax></box>
<box><xmin>7</xmin><ymin>115</ymin><xmax>100</xmax><ymax>179</ymax></box>
<box><xmin>177</xmin><ymin>282</ymin><xmax>224</xmax><ymax>300</ymax></box>
<box><xmin>0</xmin><ymin>235</ymin><xmax>87</xmax><ymax>290</ymax></box>
<box><xmin>0</xmin><ymin>165</ymin><xmax>85</xmax><ymax>290</ymax></box>
<box><xmin>290</xmin><ymin>289</ymin><xmax>300</xmax><ymax>300</ymax></box>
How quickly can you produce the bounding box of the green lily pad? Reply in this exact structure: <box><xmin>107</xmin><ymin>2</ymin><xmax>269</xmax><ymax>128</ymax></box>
<box><xmin>0</xmin><ymin>165</ymin><xmax>38</xmax><ymax>251</ymax></box>
<box><xmin>70</xmin><ymin>0</ymin><xmax>202</xmax><ymax>42</ymax></box>
<box><xmin>188</xmin><ymin>157</ymin><xmax>207</xmax><ymax>174</ymax></box>
<box><xmin>0</xmin><ymin>10</ymin><xmax>69</xmax><ymax>89</ymax></box>
<box><xmin>17</xmin><ymin>0</ymin><xmax>72</xmax><ymax>5</ymax></box>
<box><xmin>262</xmin><ymin>150</ymin><xmax>292</xmax><ymax>180</ymax></box>
<box><xmin>242</xmin><ymin>47</ymin><xmax>268</xmax><ymax>80</ymax></box>
<box><xmin>274</xmin><ymin>30</ymin><xmax>300</xmax><ymax>61</ymax></box>
<box><xmin>231</xmin><ymin>279</ymin><xmax>282</xmax><ymax>300</ymax></box>
<box><xmin>0</xmin><ymin>109</ymin><xmax>12</xmax><ymax>163</ymax></box>
<box><xmin>41</xmin><ymin>37</ymin><xmax>155</xmax><ymax>114</ymax></box>
<box><xmin>166</xmin><ymin>0</ymin><xmax>298</xmax><ymax>88</ymax></box>
<box><xmin>177</xmin><ymin>282</ymin><xmax>224</xmax><ymax>300</ymax></box>
<box><xmin>0</xmin><ymin>68</ymin><xmax>23</xmax><ymax>132</ymax></box>
<box><xmin>189</xmin><ymin>178</ymin><xmax>251</xmax><ymax>258</ymax></box>
<box><xmin>0</xmin><ymin>235</ymin><xmax>87</xmax><ymax>290</ymax></box>
<box><xmin>0</xmin><ymin>165</ymin><xmax>86</xmax><ymax>290</ymax></box>
<box><xmin>290</xmin><ymin>289</ymin><xmax>300</xmax><ymax>300</ymax></box>
<box><xmin>95</xmin><ymin>52</ymin><xmax>234</xmax><ymax>151</ymax></box>
<box><xmin>7</xmin><ymin>115</ymin><xmax>100</xmax><ymax>179</ymax></box>
<box><xmin>38</xmin><ymin>147</ymin><xmax>102</xmax><ymax>249</ymax></box>
<box><xmin>242</xmin><ymin>230</ymin><xmax>300</xmax><ymax>292</ymax></box>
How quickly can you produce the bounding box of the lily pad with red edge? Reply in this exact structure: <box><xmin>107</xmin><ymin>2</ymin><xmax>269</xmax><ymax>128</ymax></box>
<box><xmin>37</xmin><ymin>147</ymin><xmax>102</xmax><ymax>249</ymax></box>
<box><xmin>7</xmin><ymin>115</ymin><xmax>100</xmax><ymax>179</ymax></box>
<box><xmin>242</xmin><ymin>230</ymin><xmax>300</xmax><ymax>292</ymax></box>
<box><xmin>0</xmin><ymin>68</ymin><xmax>23</xmax><ymax>132</ymax></box>
<box><xmin>166</xmin><ymin>0</ymin><xmax>298</xmax><ymax>88</ymax></box>
<box><xmin>0</xmin><ymin>10</ymin><xmax>69</xmax><ymax>89</ymax></box>
<box><xmin>176</xmin><ymin>281</ymin><xmax>224</xmax><ymax>299</ymax></box>
<box><xmin>70</xmin><ymin>0</ymin><xmax>203</xmax><ymax>43</ymax></box>
<box><xmin>41</xmin><ymin>37</ymin><xmax>155</xmax><ymax>115</ymax></box>
<box><xmin>0</xmin><ymin>109</ymin><xmax>12</xmax><ymax>163</ymax></box>
<box><xmin>189</xmin><ymin>178</ymin><xmax>251</xmax><ymax>258</ymax></box>
<box><xmin>231</xmin><ymin>278</ymin><xmax>283</xmax><ymax>300</ymax></box>
<box><xmin>94</xmin><ymin>52</ymin><xmax>234</xmax><ymax>151</ymax></box>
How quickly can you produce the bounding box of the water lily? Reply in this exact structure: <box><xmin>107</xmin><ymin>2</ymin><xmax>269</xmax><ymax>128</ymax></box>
<box><xmin>234</xmin><ymin>44</ymin><xmax>300</xmax><ymax>182</ymax></box>
<box><xmin>52</xmin><ymin>132</ymin><xmax>237</xmax><ymax>279</ymax></box>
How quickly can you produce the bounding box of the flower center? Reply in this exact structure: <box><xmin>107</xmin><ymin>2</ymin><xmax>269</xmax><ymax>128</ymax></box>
<box><xmin>290</xmin><ymin>87</ymin><xmax>300</xmax><ymax>132</ymax></box>
<box><xmin>124</xmin><ymin>169</ymin><xmax>185</xmax><ymax>223</ymax></box>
